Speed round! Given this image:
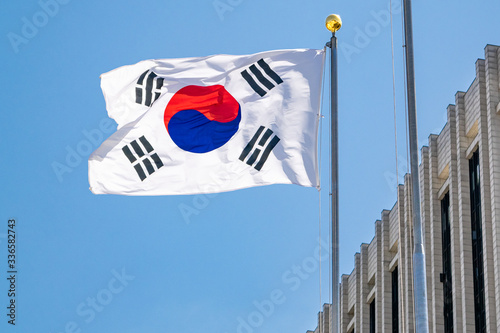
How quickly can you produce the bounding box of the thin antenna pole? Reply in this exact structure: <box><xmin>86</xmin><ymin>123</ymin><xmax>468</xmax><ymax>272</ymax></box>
<box><xmin>402</xmin><ymin>0</ymin><xmax>429</xmax><ymax>331</ymax></box>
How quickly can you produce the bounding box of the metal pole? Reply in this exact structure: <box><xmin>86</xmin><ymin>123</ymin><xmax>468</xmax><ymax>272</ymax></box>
<box><xmin>330</xmin><ymin>31</ymin><xmax>339</xmax><ymax>333</ymax></box>
<box><xmin>325</xmin><ymin>14</ymin><xmax>341</xmax><ymax>333</ymax></box>
<box><xmin>402</xmin><ymin>0</ymin><xmax>429</xmax><ymax>331</ymax></box>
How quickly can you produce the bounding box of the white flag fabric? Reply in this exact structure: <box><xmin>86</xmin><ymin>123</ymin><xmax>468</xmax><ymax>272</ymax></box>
<box><xmin>89</xmin><ymin>48</ymin><xmax>325</xmax><ymax>195</ymax></box>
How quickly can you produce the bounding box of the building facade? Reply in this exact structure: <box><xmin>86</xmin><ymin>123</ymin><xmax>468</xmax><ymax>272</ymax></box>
<box><xmin>308</xmin><ymin>45</ymin><xmax>500</xmax><ymax>332</ymax></box>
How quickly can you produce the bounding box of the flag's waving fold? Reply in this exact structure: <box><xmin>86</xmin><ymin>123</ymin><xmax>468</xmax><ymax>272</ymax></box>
<box><xmin>89</xmin><ymin>49</ymin><xmax>324</xmax><ymax>195</ymax></box>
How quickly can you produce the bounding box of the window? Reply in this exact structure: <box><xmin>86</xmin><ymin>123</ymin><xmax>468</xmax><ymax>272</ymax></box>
<box><xmin>392</xmin><ymin>267</ymin><xmax>399</xmax><ymax>333</ymax></box>
<box><xmin>370</xmin><ymin>298</ymin><xmax>376</xmax><ymax>333</ymax></box>
<box><xmin>441</xmin><ymin>193</ymin><xmax>453</xmax><ymax>332</ymax></box>
<box><xmin>469</xmin><ymin>150</ymin><xmax>486</xmax><ymax>333</ymax></box>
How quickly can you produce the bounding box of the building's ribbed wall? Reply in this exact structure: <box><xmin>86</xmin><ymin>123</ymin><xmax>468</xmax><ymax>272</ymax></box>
<box><xmin>309</xmin><ymin>45</ymin><xmax>500</xmax><ymax>332</ymax></box>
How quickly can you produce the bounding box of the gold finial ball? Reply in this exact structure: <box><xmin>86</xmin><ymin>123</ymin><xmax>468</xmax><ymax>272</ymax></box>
<box><xmin>325</xmin><ymin>14</ymin><xmax>342</xmax><ymax>33</ymax></box>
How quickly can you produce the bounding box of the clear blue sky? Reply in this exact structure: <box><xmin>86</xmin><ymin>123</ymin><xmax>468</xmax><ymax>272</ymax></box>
<box><xmin>1</xmin><ymin>1</ymin><xmax>499</xmax><ymax>332</ymax></box>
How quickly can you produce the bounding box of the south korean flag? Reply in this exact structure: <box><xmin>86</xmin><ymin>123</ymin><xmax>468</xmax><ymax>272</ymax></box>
<box><xmin>89</xmin><ymin>49</ymin><xmax>325</xmax><ymax>195</ymax></box>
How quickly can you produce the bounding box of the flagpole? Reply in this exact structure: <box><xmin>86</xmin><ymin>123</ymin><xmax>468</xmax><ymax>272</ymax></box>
<box><xmin>402</xmin><ymin>0</ymin><xmax>429</xmax><ymax>331</ymax></box>
<box><xmin>325</xmin><ymin>14</ymin><xmax>341</xmax><ymax>333</ymax></box>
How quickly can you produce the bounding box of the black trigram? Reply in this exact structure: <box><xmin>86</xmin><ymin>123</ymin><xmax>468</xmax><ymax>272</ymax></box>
<box><xmin>122</xmin><ymin>136</ymin><xmax>164</xmax><ymax>181</ymax></box>
<box><xmin>239</xmin><ymin>126</ymin><xmax>280</xmax><ymax>171</ymax></box>
<box><xmin>241</xmin><ymin>59</ymin><xmax>283</xmax><ymax>97</ymax></box>
<box><xmin>135</xmin><ymin>70</ymin><xmax>164</xmax><ymax>107</ymax></box>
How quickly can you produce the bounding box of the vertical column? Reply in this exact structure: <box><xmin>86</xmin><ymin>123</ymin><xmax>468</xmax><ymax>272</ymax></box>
<box><xmin>483</xmin><ymin>45</ymin><xmax>500</xmax><ymax>332</ymax></box>
<box><xmin>340</xmin><ymin>276</ymin><xmax>349</xmax><ymax>333</ymax></box>
<box><xmin>422</xmin><ymin>141</ymin><xmax>445</xmax><ymax>333</ymax></box>
<box><xmin>396</xmin><ymin>184</ymin><xmax>408</xmax><ymax>333</ymax></box>
<box><xmin>419</xmin><ymin>145</ymin><xmax>435</xmax><ymax>331</ymax></box>
<box><xmin>380</xmin><ymin>211</ymin><xmax>393</xmax><ymax>331</ymax></box>
<box><xmin>374</xmin><ymin>220</ymin><xmax>383</xmax><ymax>333</ymax></box>
<box><xmin>354</xmin><ymin>253</ymin><xmax>361</xmax><ymax>332</ymax></box>
<box><xmin>317</xmin><ymin>309</ymin><xmax>324</xmax><ymax>333</ymax></box>
<box><xmin>476</xmin><ymin>58</ymin><xmax>497</xmax><ymax>332</ymax></box>
<box><xmin>428</xmin><ymin>137</ymin><xmax>445</xmax><ymax>332</ymax></box>
<box><xmin>322</xmin><ymin>303</ymin><xmax>331</xmax><ymax>333</ymax></box>
<box><xmin>359</xmin><ymin>244</ymin><xmax>370</xmax><ymax>332</ymax></box>
<box><xmin>403</xmin><ymin>174</ymin><xmax>415</xmax><ymax>333</ymax></box>
<box><xmin>446</xmin><ymin>104</ymin><xmax>461</xmax><ymax>333</ymax></box>
<box><xmin>454</xmin><ymin>91</ymin><xmax>475</xmax><ymax>331</ymax></box>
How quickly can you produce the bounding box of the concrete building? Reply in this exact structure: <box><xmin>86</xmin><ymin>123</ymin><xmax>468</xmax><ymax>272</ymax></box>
<box><xmin>307</xmin><ymin>45</ymin><xmax>500</xmax><ymax>332</ymax></box>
